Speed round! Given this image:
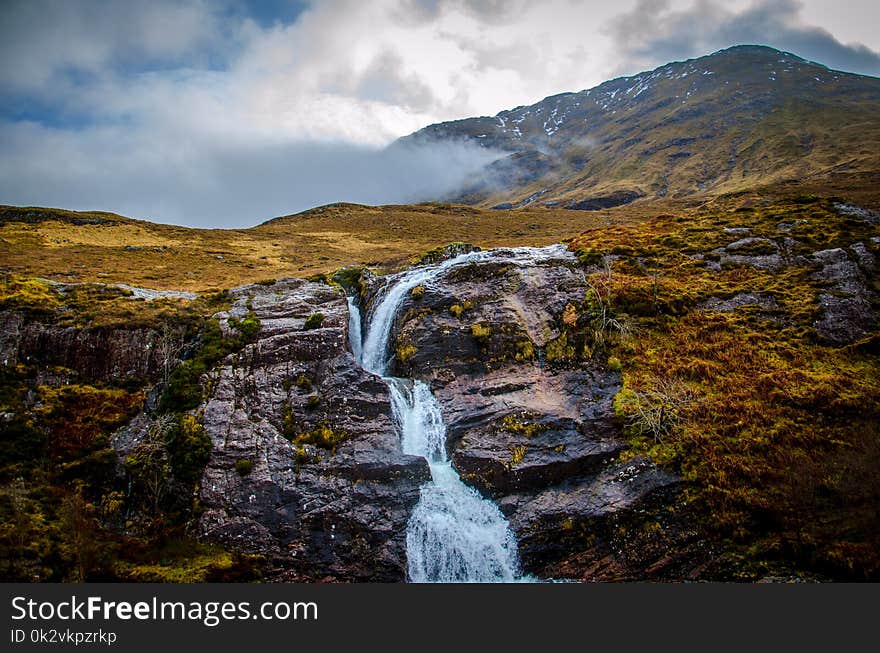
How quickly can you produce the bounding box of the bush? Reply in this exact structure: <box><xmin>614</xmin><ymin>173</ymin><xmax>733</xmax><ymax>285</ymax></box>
<box><xmin>304</xmin><ymin>313</ymin><xmax>324</xmax><ymax>330</ymax></box>
<box><xmin>290</xmin><ymin>424</ymin><xmax>350</xmax><ymax>455</ymax></box>
<box><xmin>165</xmin><ymin>414</ymin><xmax>212</xmax><ymax>484</ymax></box>
<box><xmin>234</xmin><ymin>459</ymin><xmax>254</xmax><ymax>476</ymax></box>
<box><xmin>471</xmin><ymin>323</ymin><xmax>491</xmax><ymax>343</ymax></box>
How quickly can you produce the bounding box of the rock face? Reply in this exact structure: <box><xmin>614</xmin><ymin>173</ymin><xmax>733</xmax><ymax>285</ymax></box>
<box><xmin>811</xmin><ymin>246</ymin><xmax>876</xmax><ymax>345</ymax></box>
<box><xmin>193</xmin><ymin>279</ymin><xmax>428</xmax><ymax>581</ymax></box>
<box><xmin>0</xmin><ymin>310</ymin><xmax>184</xmax><ymax>383</ymax></box>
<box><xmin>364</xmin><ymin>246</ymin><xmax>689</xmax><ymax>578</ymax></box>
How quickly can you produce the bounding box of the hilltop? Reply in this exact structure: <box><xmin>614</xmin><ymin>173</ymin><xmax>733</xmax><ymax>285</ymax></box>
<box><xmin>402</xmin><ymin>45</ymin><xmax>880</xmax><ymax>209</ymax></box>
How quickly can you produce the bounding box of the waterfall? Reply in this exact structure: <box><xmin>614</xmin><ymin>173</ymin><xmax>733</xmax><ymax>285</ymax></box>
<box><xmin>346</xmin><ymin>295</ymin><xmax>363</xmax><ymax>363</ymax></box>
<box><xmin>349</xmin><ymin>248</ymin><xmax>568</xmax><ymax>582</ymax></box>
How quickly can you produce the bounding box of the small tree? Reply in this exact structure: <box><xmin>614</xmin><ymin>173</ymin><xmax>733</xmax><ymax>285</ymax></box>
<box><xmin>125</xmin><ymin>415</ymin><xmax>174</xmax><ymax>517</ymax></box>
<box><xmin>615</xmin><ymin>378</ymin><xmax>697</xmax><ymax>443</ymax></box>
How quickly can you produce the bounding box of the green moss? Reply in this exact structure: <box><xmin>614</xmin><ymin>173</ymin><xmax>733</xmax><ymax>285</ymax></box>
<box><xmin>575</xmin><ymin>247</ymin><xmax>604</xmax><ymax>266</ymax></box>
<box><xmin>0</xmin><ymin>275</ymin><xmax>61</xmax><ymax>313</ymax></box>
<box><xmin>227</xmin><ymin>310</ymin><xmax>261</xmax><ymax>341</ymax></box>
<box><xmin>304</xmin><ymin>313</ymin><xmax>324</xmax><ymax>330</ymax></box>
<box><xmin>410</xmin><ymin>285</ymin><xmax>426</xmax><ymax>299</ymax></box>
<box><xmin>471</xmin><ymin>323</ymin><xmax>492</xmax><ymax>343</ymax></box>
<box><xmin>291</xmin><ymin>424</ymin><xmax>350</xmax><ymax>455</ymax></box>
<box><xmin>508</xmin><ymin>445</ymin><xmax>527</xmax><ymax>468</ymax></box>
<box><xmin>396</xmin><ymin>342</ymin><xmax>418</xmax><ymax>364</ymax></box>
<box><xmin>294</xmin><ymin>374</ymin><xmax>313</xmax><ymax>391</ymax></box>
<box><xmin>234</xmin><ymin>459</ymin><xmax>254</xmax><ymax>476</ymax></box>
<box><xmin>449</xmin><ymin>304</ymin><xmax>464</xmax><ymax>318</ymax></box>
<box><xmin>160</xmin><ymin>315</ymin><xmax>260</xmax><ymax>413</ymax></box>
<box><xmin>330</xmin><ymin>266</ymin><xmax>364</xmax><ymax>292</ymax></box>
<box><xmin>165</xmin><ymin>414</ymin><xmax>212</xmax><ymax>484</ymax></box>
<box><xmin>545</xmin><ymin>330</ymin><xmax>576</xmax><ymax>361</ymax></box>
<box><xmin>500</xmin><ymin>414</ymin><xmax>548</xmax><ymax>438</ymax></box>
<box><xmin>515</xmin><ymin>340</ymin><xmax>535</xmax><ymax>362</ymax></box>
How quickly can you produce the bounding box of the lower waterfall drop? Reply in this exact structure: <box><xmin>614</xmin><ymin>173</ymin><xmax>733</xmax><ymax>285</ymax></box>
<box><xmin>389</xmin><ymin>380</ymin><xmax>520</xmax><ymax>582</ymax></box>
<box><xmin>348</xmin><ymin>247</ymin><xmax>565</xmax><ymax>582</ymax></box>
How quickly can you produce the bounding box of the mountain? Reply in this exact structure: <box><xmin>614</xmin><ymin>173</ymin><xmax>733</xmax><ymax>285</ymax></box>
<box><xmin>401</xmin><ymin>45</ymin><xmax>880</xmax><ymax>209</ymax></box>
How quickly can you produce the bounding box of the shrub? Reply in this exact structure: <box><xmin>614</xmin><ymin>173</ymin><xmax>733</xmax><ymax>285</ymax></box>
<box><xmin>165</xmin><ymin>414</ymin><xmax>212</xmax><ymax>484</ymax></box>
<box><xmin>304</xmin><ymin>313</ymin><xmax>324</xmax><ymax>330</ymax></box>
<box><xmin>234</xmin><ymin>459</ymin><xmax>254</xmax><ymax>476</ymax></box>
<box><xmin>290</xmin><ymin>424</ymin><xmax>350</xmax><ymax>455</ymax></box>
<box><xmin>613</xmin><ymin>379</ymin><xmax>697</xmax><ymax>443</ymax></box>
<box><xmin>411</xmin><ymin>285</ymin><xmax>426</xmax><ymax>299</ymax></box>
<box><xmin>471</xmin><ymin>323</ymin><xmax>491</xmax><ymax>343</ymax></box>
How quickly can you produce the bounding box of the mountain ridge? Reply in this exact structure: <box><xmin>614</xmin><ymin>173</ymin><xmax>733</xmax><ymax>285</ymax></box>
<box><xmin>399</xmin><ymin>45</ymin><xmax>880</xmax><ymax>209</ymax></box>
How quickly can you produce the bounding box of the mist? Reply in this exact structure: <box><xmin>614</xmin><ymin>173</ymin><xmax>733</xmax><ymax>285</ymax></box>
<box><xmin>0</xmin><ymin>123</ymin><xmax>501</xmax><ymax>228</ymax></box>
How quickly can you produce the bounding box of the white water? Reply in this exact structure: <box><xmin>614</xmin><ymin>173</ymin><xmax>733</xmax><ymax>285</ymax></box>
<box><xmin>346</xmin><ymin>295</ymin><xmax>363</xmax><ymax>363</ymax></box>
<box><xmin>349</xmin><ymin>247</ymin><xmax>565</xmax><ymax>582</ymax></box>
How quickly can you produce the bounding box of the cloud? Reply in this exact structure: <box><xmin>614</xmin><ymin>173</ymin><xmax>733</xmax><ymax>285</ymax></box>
<box><xmin>1</xmin><ymin>0</ymin><xmax>878</xmax><ymax>227</ymax></box>
<box><xmin>0</xmin><ymin>0</ymin><xmax>232</xmax><ymax>94</ymax></box>
<box><xmin>0</xmin><ymin>119</ymin><xmax>500</xmax><ymax>228</ymax></box>
<box><xmin>607</xmin><ymin>0</ymin><xmax>880</xmax><ymax>77</ymax></box>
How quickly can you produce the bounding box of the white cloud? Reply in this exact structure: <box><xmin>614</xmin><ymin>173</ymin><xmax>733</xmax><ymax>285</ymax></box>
<box><xmin>0</xmin><ymin>0</ymin><xmax>878</xmax><ymax>227</ymax></box>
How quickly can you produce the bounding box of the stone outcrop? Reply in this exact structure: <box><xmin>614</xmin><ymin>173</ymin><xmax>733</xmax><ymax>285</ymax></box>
<box><xmin>811</xmin><ymin>246</ymin><xmax>876</xmax><ymax>345</ymax></box>
<box><xmin>0</xmin><ymin>310</ymin><xmax>185</xmax><ymax>383</ymax></box>
<box><xmin>191</xmin><ymin>279</ymin><xmax>429</xmax><ymax>581</ymax></box>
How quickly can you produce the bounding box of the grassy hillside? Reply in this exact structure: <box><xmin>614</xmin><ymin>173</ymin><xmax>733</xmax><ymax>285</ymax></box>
<box><xmin>565</xmin><ymin>193</ymin><xmax>880</xmax><ymax>578</ymax></box>
<box><xmin>404</xmin><ymin>46</ymin><xmax>880</xmax><ymax>211</ymax></box>
<box><xmin>0</xmin><ymin>201</ymin><xmax>675</xmax><ymax>291</ymax></box>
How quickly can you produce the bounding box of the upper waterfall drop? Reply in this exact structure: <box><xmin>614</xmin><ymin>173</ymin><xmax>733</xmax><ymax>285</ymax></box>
<box><xmin>346</xmin><ymin>295</ymin><xmax>363</xmax><ymax>364</ymax></box>
<box><xmin>359</xmin><ymin>245</ymin><xmax>570</xmax><ymax>376</ymax></box>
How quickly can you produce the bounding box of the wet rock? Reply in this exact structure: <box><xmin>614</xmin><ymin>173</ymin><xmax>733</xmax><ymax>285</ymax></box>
<box><xmin>849</xmin><ymin>242</ymin><xmax>876</xmax><ymax>273</ymax></box>
<box><xmin>723</xmin><ymin>227</ymin><xmax>752</xmax><ymax>237</ymax></box>
<box><xmin>452</xmin><ymin>414</ymin><xmax>625</xmax><ymax>496</ymax></box>
<box><xmin>500</xmin><ymin>458</ymin><xmax>699</xmax><ymax>579</ymax></box>
<box><xmin>383</xmin><ymin>246</ymin><xmax>586</xmax><ymax>380</ymax></box>
<box><xmin>834</xmin><ymin>202</ymin><xmax>880</xmax><ymax>225</ymax></box>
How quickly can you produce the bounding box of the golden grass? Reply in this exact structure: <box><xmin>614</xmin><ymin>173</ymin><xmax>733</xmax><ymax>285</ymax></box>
<box><xmin>0</xmin><ymin>201</ymin><xmax>683</xmax><ymax>291</ymax></box>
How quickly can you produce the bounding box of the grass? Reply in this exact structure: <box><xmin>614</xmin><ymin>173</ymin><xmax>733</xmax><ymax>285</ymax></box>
<box><xmin>568</xmin><ymin>194</ymin><xmax>880</xmax><ymax>578</ymax></box>
<box><xmin>0</xmin><ymin>201</ymin><xmax>665</xmax><ymax>290</ymax></box>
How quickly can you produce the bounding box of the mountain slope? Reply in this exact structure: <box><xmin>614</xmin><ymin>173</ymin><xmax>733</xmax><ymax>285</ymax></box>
<box><xmin>401</xmin><ymin>45</ymin><xmax>880</xmax><ymax>209</ymax></box>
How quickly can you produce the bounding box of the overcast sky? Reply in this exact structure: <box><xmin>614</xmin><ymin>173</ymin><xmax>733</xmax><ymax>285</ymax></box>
<box><xmin>1</xmin><ymin>0</ymin><xmax>878</xmax><ymax>227</ymax></box>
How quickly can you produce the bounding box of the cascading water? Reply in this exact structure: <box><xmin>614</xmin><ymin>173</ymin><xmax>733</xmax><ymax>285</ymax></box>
<box><xmin>349</xmin><ymin>246</ymin><xmax>566</xmax><ymax>582</ymax></box>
